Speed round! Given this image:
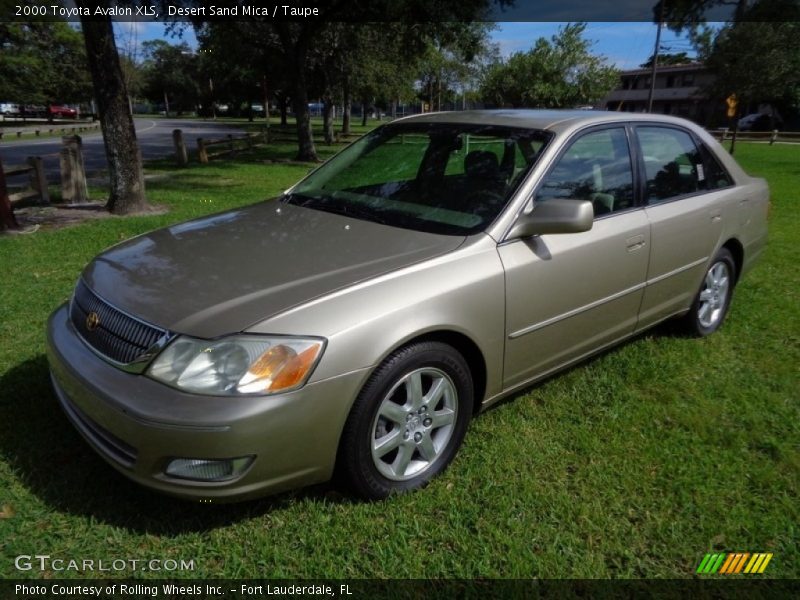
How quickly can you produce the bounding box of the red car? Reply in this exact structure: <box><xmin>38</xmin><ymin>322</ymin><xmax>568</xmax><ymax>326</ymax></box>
<box><xmin>49</xmin><ymin>105</ymin><xmax>78</xmax><ymax>119</ymax></box>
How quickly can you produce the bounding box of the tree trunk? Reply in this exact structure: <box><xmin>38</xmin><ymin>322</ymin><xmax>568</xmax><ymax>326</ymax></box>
<box><xmin>342</xmin><ymin>74</ymin><xmax>351</xmax><ymax>134</ymax></box>
<box><xmin>262</xmin><ymin>75</ymin><xmax>270</xmax><ymax>127</ymax></box>
<box><xmin>437</xmin><ymin>72</ymin><xmax>442</xmax><ymax>111</ymax></box>
<box><xmin>275</xmin><ymin>23</ymin><xmax>317</xmax><ymax>161</ymax></box>
<box><xmin>0</xmin><ymin>157</ymin><xmax>19</xmax><ymax>231</ymax></box>
<box><xmin>361</xmin><ymin>99</ymin><xmax>369</xmax><ymax>127</ymax></box>
<box><xmin>279</xmin><ymin>94</ymin><xmax>289</xmax><ymax>126</ymax></box>
<box><xmin>79</xmin><ymin>10</ymin><xmax>148</xmax><ymax>215</ymax></box>
<box><xmin>322</xmin><ymin>97</ymin><xmax>334</xmax><ymax>144</ymax></box>
<box><xmin>292</xmin><ymin>69</ymin><xmax>317</xmax><ymax>161</ymax></box>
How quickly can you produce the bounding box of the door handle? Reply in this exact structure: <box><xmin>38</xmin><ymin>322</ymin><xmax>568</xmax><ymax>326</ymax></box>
<box><xmin>710</xmin><ymin>209</ymin><xmax>722</xmax><ymax>223</ymax></box>
<box><xmin>626</xmin><ymin>234</ymin><xmax>646</xmax><ymax>252</ymax></box>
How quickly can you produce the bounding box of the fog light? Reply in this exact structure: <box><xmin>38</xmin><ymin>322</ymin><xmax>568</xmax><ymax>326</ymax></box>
<box><xmin>165</xmin><ymin>456</ymin><xmax>254</xmax><ymax>482</ymax></box>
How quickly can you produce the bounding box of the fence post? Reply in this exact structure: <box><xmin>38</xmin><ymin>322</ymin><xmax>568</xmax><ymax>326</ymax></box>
<box><xmin>770</xmin><ymin>129</ymin><xmax>779</xmax><ymax>145</ymax></box>
<box><xmin>0</xmin><ymin>156</ymin><xmax>20</xmax><ymax>230</ymax></box>
<box><xmin>197</xmin><ymin>138</ymin><xmax>209</xmax><ymax>163</ymax></box>
<box><xmin>60</xmin><ymin>135</ymin><xmax>87</xmax><ymax>204</ymax></box>
<box><xmin>27</xmin><ymin>156</ymin><xmax>49</xmax><ymax>205</ymax></box>
<box><xmin>173</xmin><ymin>129</ymin><xmax>188</xmax><ymax>166</ymax></box>
<box><xmin>60</xmin><ymin>147</ymin><xmax>76</xmax><ymax>203</ymax></box>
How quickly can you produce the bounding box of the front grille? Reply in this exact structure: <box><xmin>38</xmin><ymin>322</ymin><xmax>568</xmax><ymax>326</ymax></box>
<box><xmin>70</xmin><ymin>279</ymin><xmax>168</xmax><ymax>365</ymax></box>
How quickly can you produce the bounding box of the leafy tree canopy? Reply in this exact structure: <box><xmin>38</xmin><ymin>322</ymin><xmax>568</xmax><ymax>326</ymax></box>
<box><xmin>639</xmin><ymin>52</ymin><xmax>695</xmax><ymax>68</ymax></box>
<box><xmin>480</xmin><ymin>23</ymin><xmax>618</xmax><ymax>108</ymax></box>
<box><xmin>141</xmin><ymin>39</ymin><xmax>200</xmax><ymax>113</ymax></box>
<box><xmin>0</xmin><ymin>21</ymin><xmax>91</xmax><ymax>104</ymax></box>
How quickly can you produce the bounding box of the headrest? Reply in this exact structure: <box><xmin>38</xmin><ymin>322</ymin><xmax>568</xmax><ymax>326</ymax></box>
<box><xmin>464</xmin><ymin>151</ymin><xmax>500</xmax><ymax>180</ymax></box>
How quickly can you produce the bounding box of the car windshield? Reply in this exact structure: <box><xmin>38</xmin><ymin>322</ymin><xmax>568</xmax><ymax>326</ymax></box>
<box><xmin>285</xmin><ymin>122</ymin><xmax>551</xmax><ymax>235</ymax></box>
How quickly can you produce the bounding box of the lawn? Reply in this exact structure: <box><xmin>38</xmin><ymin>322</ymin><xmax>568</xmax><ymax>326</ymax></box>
<box><xmin>0</xmin><ymin>138</ymin><xmax>797</xmax><ymax>580</ymax></box>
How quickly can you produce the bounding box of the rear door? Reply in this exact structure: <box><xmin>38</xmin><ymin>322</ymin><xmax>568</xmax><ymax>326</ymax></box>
<box><xmin>634</xmin><ymin>125</ymin><xmax>727</xmax><ymax>328</ymax></box>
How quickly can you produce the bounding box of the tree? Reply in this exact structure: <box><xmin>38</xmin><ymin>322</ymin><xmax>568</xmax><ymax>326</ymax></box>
<box><xmin>639</xmin><ymin>52</ymin><xmax>694</xmax><ymax>68</ymax></box>
<box><xmin>141</xmin><ymin>40</ymin><xmax>200</xmax><ymax>115</ymax></box>
<box><xmin>78</xmin><ymin>8</ymin><xmax>148</xmax><ymax>214</ymax></box>
<box><xmin>415</xmin><ymin>23</ymin><xmax>496</xmax><ymax>113</ymax></box>
<box><xmin>189</xmin><ymin>1</ymin><xmax>502</xmax><ymax>161</ymax></box>
<box><xmin>662</xmin><ymin>0</ymin><xmax>800</xmax><ymax>124</ymax></box>
<box><xmin>705</xmin><ymin>17</ymin><xmax>800</xmax><ymax>118</ymax></box>
<box><xmin>0</xmin><ymin>21</ymin><xmax>92</xmax><ymax>106</ymax></box>
<box><xmin>481</xmin><ymin>23</ymin><xmax>618</xmax><ymax>108</ymax></box>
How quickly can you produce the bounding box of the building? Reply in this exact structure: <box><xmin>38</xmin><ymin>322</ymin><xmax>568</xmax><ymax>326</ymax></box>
<box><xmin>601</xmin><ymin>63</ymin><xmax>723</xmax><ymax>126</ymax></box>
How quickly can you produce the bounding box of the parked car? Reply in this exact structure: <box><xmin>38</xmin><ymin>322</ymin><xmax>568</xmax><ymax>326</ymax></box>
<box><xmin>21</xmin><ymin>104</ymin><xmax>46</xmax><ymax>118</ymax></box>
<box><xmin>738</xmin><ymin>112</ymin><xmax>782</xmax><ymax>132</ymax></box>
<box><xmin>0</xmin><ymin>102</ymin><xmax>20</xmax><ymax>116</ymax></box>
<box><xmin>49</xmin><ymin>105</ymin><xmax>78</xmax><ymax>119</ymax></box>
<box><xmin>47</xmin><ymin>110</ymin><xmax>769</xmax><ymax>501</ymax></box>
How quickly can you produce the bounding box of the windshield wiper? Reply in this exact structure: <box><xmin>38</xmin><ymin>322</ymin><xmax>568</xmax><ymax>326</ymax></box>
<box><xmin>318</xmin><ymin>203</ymin><xmax>390</xmax><ymax>226</ymax></box>
<box><xmin>284</xmin><ymin>192</ymin><xmax>389</xmax><ymax>226</ymax></box>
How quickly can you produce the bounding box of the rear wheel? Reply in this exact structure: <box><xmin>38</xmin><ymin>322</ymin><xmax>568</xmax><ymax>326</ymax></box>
<box><xmin>682</xmin><ymin>247</ymin><xmax>736</xmax><ymax>336</ymax></box>
<box><xmin>338</xmin><ymin>341</ymin><xmax>473</xmax><ymax>500</ymax></box>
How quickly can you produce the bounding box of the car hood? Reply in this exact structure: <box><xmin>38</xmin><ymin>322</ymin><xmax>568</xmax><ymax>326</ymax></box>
<box><xmin>81</xmin><ymin>201</ymin><xmax>465</xmax><ymax>338</ymax></box>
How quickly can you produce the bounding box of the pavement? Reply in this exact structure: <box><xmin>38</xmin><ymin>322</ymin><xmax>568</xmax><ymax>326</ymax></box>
<box><xmin>0</xmin><ymin>118</ymin><xmax>252</xmax><ymax>184</ymax></box>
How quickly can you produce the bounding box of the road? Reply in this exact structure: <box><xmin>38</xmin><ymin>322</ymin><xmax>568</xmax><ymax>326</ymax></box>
<box><xmin>0</xmin><ymin>118</ymin><xmax>251</xmax><ymax>183</ymax></box>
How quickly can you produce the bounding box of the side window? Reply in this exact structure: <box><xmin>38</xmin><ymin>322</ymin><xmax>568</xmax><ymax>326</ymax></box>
<box><xmin>637</xmin><ymin>126</ymin><xmax>704</xmax><ymax>203</ymax></box>
<box><xmin>700</xmin><ymin>143</ymin><xmax>734</xmax><ymax>190</ymax></box>
<box><xmin>534</xmin><ymin>127</ymin><xmax>634</xmax><ymax>216</ymax></box>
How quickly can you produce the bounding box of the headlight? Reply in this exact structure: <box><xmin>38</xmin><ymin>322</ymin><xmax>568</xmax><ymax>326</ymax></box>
<box><xmin>147</xmin><ymin>335</ymin><xmax>325</xmax><ymax>396</ymax></box>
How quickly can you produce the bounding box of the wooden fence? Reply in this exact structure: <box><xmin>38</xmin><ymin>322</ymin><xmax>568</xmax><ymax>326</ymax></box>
<box><xmin>2</xmin><ymin>157</ymin><xmax>49</xmax><ymax>205</ymax></box>
<box><xmin>195</xmin><ymin>131</ymin><xmax>270</xmax><ymax>163</ymax></box>
<box><xmin>714</xmin><ymin>129</ymin><xmax>800</xmax><ymax>144</ymax></box>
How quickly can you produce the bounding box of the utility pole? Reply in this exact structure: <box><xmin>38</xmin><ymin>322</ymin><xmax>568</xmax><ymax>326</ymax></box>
<box><xmin>647</xmin><ymin>1</ymin><xmax>666</xmax><ymax>113</ymax></box>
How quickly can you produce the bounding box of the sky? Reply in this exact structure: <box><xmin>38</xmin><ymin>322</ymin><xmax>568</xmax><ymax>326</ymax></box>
<box><xmin>112</xmin><ymin>21</ymin><xmax>701</xmax><ymax>71</ymax></box>
<box><xmin>493</xmin><ymin>22</ymin><xmax>699</xmax><ymax>69</ymax></box>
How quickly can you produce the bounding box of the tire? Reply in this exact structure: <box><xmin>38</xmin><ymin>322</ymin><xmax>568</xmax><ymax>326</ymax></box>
<box><xmin>338</xmin><ymin>341</ymin><xmax>473</xmax><ymax>500</ymax></box>
<box><xmin>681</xmin><ymin>247</ymin><xmax>736</xmax><ymax>337</ymax></box>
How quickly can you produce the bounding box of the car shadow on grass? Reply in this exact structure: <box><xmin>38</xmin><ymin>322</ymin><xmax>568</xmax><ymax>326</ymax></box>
<box><xmin>0</xmin><ymin>355</ymin><xmax>353</xmax><ymax>534</ymax></box>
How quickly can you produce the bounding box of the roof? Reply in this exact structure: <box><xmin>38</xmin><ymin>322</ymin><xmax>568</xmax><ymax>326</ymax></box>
<box><xmin>619</xmin><ymin>62</ymin><xmax>707</xmax><ymax>77</ymax></box>
<box><xmin>393</xmin><ymin>109</ymin><xmax>701</xmax><ymax>134</ymax></box>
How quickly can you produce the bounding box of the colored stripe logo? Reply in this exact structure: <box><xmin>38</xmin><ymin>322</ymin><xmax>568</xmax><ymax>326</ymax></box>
<box><xmin>696</xmin><ymin>552</ymin><xmax>773</xmax><ymax>574</ymax></box>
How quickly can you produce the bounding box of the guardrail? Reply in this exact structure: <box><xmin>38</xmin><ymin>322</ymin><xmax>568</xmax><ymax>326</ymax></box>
<box><xmin>0</xmin><ymin>122</ymin><xmax>100</xmax><ymax>141</ymax></box>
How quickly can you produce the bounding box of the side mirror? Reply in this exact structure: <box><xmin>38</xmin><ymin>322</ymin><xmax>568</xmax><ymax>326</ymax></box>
<box><xmin>506</xmin><ymin>199</ymin><xmax>594</xmax><ymax>239</ymax></box>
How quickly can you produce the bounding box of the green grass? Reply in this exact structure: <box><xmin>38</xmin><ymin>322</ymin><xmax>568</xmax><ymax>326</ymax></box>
<box><xmin>0</xmin><ymin>141</ymin><xmax>797</xmax><ymax>580</ymax></box>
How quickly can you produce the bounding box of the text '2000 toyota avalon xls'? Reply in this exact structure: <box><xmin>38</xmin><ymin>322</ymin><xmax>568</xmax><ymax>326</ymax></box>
<box><xmin>47</xmin><ymin>110</ymin><xmax>768</xmax><ymax>501</ymax></box>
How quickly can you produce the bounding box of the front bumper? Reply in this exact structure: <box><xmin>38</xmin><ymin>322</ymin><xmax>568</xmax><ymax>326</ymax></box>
<box><xmin>46</xmin><ymin>303</ymin><xmax>368</xmax><ymax>501</ymax></box>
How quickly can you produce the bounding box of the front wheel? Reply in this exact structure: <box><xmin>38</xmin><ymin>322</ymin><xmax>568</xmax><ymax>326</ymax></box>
<box><xmin>338</xmin><ymin>341</ymin><xmax>473</xmax><ymax>500</ymax></box>
<box><xmin>681</xmin><ymin>248</ymin><xmax>736</xmax><ymax>336</ymax></box>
